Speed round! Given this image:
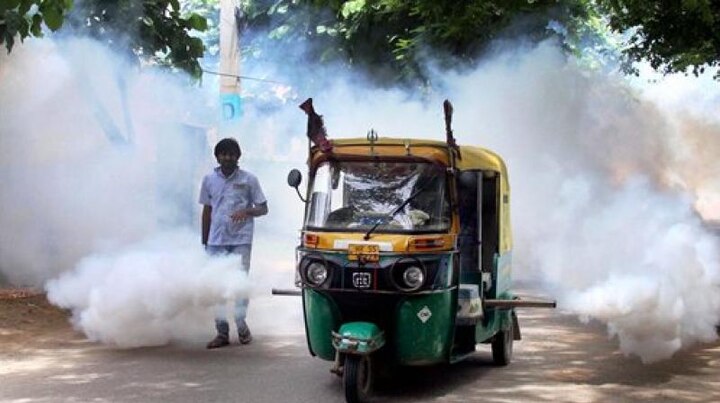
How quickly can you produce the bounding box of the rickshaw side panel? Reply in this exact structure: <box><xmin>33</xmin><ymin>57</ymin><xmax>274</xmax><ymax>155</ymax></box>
<box><xmin>303</xmin><ymin>289</ymin><xmax>340</xmax><ymax>361</ymax></box>
<box><xmin>475</xmin><ymin>251</ymin><xmax>514</xmax><ymax>343</ymax></box>
<box><xmin>493</xmin><ymin>252</ymin><xmax>512</xmax><ymax>298</ymax></box>
<box><xmin>475</xmin><ymin>307</ymin><xmax>512</xmax><ymax>343</ymax></box>
<box><xmin>394</xmin><ymin>290</ymin><xmax>456</xmax><ymax>365</ymax></box>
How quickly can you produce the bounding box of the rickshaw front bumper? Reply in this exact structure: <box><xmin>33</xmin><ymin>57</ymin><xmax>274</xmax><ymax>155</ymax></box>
<box><xmin>332</xmin><ymin>322</ymin><xmax>386</xmax><ymax>354</ymax></box>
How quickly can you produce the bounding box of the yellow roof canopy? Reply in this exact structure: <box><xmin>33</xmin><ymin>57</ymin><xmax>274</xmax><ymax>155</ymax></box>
<box><xmin>313</xmin><ymin>137</ymin><xmax>507</xmax><ymax>176</ymax></box>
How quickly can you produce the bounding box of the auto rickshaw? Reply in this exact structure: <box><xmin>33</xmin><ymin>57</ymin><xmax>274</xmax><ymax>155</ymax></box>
<box><xmin>275</xmin><ymin>99</ymin><xmax>555</xmax><ymax>403</ymax></box>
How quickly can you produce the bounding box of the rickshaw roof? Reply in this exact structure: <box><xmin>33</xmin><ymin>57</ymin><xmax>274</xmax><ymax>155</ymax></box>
<box><xmin>322</xmin><ymin>137</ymin><xmax>508</xmax><ymax>175</ymax></box>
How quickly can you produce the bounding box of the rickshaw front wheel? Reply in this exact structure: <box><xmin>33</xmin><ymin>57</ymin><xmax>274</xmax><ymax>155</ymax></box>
<box><xmin>492</xmin><ymin>323</ymin><xmax>514</xmax><ymax>366</ymax></box>
<box><xmin>343</xmin><ymin>354</ymin><xmax>372</xmax><ymax>403</ymax></box>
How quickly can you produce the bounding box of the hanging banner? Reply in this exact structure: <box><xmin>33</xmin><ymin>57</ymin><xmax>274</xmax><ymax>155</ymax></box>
<box><xmin>221</xmin><ymin>93</ymin><xmax>243</xmax><ymax>120</ymax></box>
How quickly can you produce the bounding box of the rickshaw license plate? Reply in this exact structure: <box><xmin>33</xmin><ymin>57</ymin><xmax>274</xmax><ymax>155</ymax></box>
<box><xmin>348</xmin><ymin>244</ymin><xmax>380</xmax><ymax>262</ymax></box>
<box><xmin>352</xmin><ymin>272</ymin><xmax>371</xmax><ymax>289</ymax></box>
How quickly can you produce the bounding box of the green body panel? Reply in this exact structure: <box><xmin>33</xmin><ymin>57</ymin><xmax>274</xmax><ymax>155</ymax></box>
<box><xmin>333</xmin><ymin>322</ymin><xmax>386</xmax><ymax>354</ymax></box>
<box><xmin>303</xmin><ymin>289</ymin><xmax>340</xmax><ymax>361</ymax></box>
<box><xmin>338</xmin><ymin>322</ymin><xmax>383</xmax><ymax>340</ymax></box>
<box><xmin>475</xmin><ymin>307</ymin><xmax>511</xmax><ymax>343</ymax></box>
<box><xmin>473</xmin><ymin>251</ymin><xmax>514</xmax><ymax>343</ymax></box>
<box><xmin>394</xmin><ymin>291</ymin><xmax>455</xmax><ymax>365</ymax></box>
<box><xmin>494</xmin><ymin>252</ymin><xmax>512</xmax><ymax>297</ymax></box>
<box><xmin>492</xmin><ymin>251</ymin><xmax>514</xmax><ymax>340</ymax></box>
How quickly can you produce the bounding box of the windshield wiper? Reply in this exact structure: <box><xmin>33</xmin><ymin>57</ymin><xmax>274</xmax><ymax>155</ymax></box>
<box><xmin>363</xmin><ymin>175</ymin><xmax>438</xmax><ymax>240</ymax></box>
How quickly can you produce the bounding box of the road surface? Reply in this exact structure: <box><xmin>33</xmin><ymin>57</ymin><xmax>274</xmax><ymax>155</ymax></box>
<box><xmin>2</xmin><ymin>295</ymin><xmax>719</xmax><ymax>403</ymax></box>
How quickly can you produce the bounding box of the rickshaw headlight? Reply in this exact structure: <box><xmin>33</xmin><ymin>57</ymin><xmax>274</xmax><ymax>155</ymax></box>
<box><xmin>402</xmin><ymin>266</ymin><xmax>424</xmax><ymax>290</ymax></box>
<box><xmin>306</xmin><ymin>262</ymin><xmax>328</xmax><ymax>285</ymax></box>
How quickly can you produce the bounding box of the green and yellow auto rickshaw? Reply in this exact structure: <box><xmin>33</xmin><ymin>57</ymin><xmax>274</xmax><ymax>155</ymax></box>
<box><xmin>276</xmin><ymin>99</ymin><xmax>554</xmax><ymax>403</ymax></box>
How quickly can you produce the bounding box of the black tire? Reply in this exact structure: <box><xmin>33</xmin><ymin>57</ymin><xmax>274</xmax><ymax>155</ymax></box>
<box><xmin>343</xmin><ymin>354</ymin><xmax>372</xmax><ymax>403</ymax></box>
<box><xmin>492</xmin><ymin>323</ymin><xmax>514</xmax><ymax>366</ymax></box>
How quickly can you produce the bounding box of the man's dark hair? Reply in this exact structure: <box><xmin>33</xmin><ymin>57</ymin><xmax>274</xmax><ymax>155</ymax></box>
<box><xmin>214</xmin><ymin>138</ymin><xmax>241</xmax><ymax>157</ymax></box>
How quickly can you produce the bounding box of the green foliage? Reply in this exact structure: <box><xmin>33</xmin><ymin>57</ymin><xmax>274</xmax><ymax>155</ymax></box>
<box><xmin>1</xmin><ymin>0</ymin><xmax>72</xmax><ymax>52</ymax></box>
<box><xmin>1</xmin><ymin>0</ymin><xmax>210</xmax><ymax>77</ymax></box>
<box><xmin>68</xmin><ymin>0</ymin><xmax>209</xmax><ymax>77</ymax></box>
<box><xmin>241</xmin><ymin>0</ymin><xmax>599</xmax><ymax>86</ymax></box>
<box><xmin>600</xmin><ymin>0</ymin><xmax>720</xmax><ymax>77</ymax></box>
<box><xmin>181</xmin><ymin>0</ymin><xmax>219</xmax><ymax>57</ymax></box>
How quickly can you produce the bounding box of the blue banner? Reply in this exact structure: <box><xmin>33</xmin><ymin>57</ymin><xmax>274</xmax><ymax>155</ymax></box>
<box><xmin>221</xmin><ymin>93</ymin><xmax>243</xmax><ymax>120</ymax></box>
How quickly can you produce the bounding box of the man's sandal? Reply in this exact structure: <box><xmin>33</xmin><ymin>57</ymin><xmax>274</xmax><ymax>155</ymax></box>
<box><xmin>206</xmin><ymin>334</ymin><xmax>230</xmax><ymax>349</ymax></box>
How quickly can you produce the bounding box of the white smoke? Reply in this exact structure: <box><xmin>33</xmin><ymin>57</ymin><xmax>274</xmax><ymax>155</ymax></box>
<box><xmin>0</xmin><ymin>37</ymin><xmax>304</xmax><ymax>345</ymax></box>
<box><xmin>45</xmin><ymin>230</ymin><xmax>250</xmax><ymax>347</ymax></box>
<box><xmin>437</xmin><ymin>43</ymin><xmax>720</xmax><ymax>363</ymax></box>
<box><xmin>239</xmin><ymin>41</ymin><xmax>720</xmax><ymax>363</ymax></box>
<box><xmin>2</xmin><ymin>34</ymin><xmax>719</xmax><ymax>360</ymax></box>
<box><xmin>0</xmin><ymin>38</ymin><xmax>210</xmax><ymax>285</ymax></box>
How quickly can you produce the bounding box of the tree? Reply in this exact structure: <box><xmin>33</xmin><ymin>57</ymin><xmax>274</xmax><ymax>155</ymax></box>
<box><xmin>1</xmin><ymin>0</ymin><xmax>209</xmax><ymax>77</ymax></box>
<box><xmin>600</xmin><ymin>0</ymin><xmax>720</xmax><ymax>77</ymax></box>
<box><xmin>239</xmin><ymin>0</ymin><xmax>598</xmax><ymax>86</ymax></box>
<box><xmin>1</xmin><ymin>0</ymin><xmax>72</xmax><ymax>52</ymax></box>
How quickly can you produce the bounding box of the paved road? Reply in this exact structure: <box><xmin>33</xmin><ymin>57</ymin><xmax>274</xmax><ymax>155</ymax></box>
<box><xmin>2</xmin><ymin>300</ymin><xmax>720</xmax><ymax>402</ymax></box>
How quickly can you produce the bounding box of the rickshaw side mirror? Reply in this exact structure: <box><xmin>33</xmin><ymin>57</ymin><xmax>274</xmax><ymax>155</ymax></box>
<box><xmin>287</xmin><ymin>169</ymin><xmax>306</xmax><ymax>203</ymax></box>
<box><xmin>288</xmin><ymin>169</ymin><xmax>302</xmax><ymax>187</ymax></box>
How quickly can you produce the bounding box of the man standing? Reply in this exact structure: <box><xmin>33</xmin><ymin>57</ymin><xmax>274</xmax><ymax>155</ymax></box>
<box><xmin>199</xmin><ymin>138</ymin><xmax>268</xmax><ymax>349</ymax></box>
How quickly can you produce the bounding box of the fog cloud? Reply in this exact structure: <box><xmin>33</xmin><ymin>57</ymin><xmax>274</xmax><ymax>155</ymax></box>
<box><xmin>1</xmin><ymin>36</ymin><xmax>718</xmax><ymax>360</ymax></box>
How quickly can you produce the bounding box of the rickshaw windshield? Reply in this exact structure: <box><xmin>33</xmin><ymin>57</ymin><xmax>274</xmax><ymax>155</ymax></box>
<box><xmin>305</xmin><ymin>161</ymin><xmax>450</xmax><ymax>232</ymax></box>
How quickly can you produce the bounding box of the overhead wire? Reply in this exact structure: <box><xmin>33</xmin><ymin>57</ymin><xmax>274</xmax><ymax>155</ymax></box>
<box><xmin>201</xmin><ymin>68</ymin><xmax>285</xmax><ymax>85</ymax></box>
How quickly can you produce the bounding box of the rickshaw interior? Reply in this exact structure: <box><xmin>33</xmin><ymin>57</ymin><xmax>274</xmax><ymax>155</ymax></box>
<box><xmin>454</xmin><ymin>169</ymin><xmax>504</xmax><ymax>357</ymax></box>
<box><xmin>457</xmin><ymin>170</ymin><xmax>500</xmax><ymax>276</ymax></box>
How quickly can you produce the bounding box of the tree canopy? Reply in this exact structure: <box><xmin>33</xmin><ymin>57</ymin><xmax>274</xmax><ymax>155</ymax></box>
<box><xmin>1</xmin><ymin>0</ymin><xmax>209</xmax><ymax>76</ymax></box>
<box><xmin>241</xmin><ymin>0</ymin><xmax>599</xmax><ymax>86</ymax></box>
<box><xmin>1</xmin><ymin>0</ymin><xmax>72</xmax><ymax>52</ymax></box>
<box><xmin>240</xmin><ymin>0</ymin><xmax>720</xmax><ymax>85</ymax></box>
<box><xmin>3</xmin><ymin>0</ymin><xmax>719</xmax><ymax>81</ymax></box>
<box><xmin>600</xmin><ymin>0</ymin><xmax>720</xmax><ymax>77</ymax></box>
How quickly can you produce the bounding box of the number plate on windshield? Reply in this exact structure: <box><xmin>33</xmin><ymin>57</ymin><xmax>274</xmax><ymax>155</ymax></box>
<box><xmin>348</xmin><ymin>244</ymin><xmax>380</xmax><ymax>263</ymax></box>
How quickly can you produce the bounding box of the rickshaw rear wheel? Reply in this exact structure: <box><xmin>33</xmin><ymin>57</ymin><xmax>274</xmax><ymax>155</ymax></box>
<box><xmin>492</xmin><ymin>323</ymin><xmax>514</xmax><ymax>366</ymax></box>
<box><xmin>344</xmin><ymin>354</ymin><xmax>372</xmax><ymax>403</ymax></box>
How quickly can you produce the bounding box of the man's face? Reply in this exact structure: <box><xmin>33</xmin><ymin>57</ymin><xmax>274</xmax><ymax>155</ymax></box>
<box><xmin>216</xmin><ymin>151</ymin><xmax>240</xmax><ymax>170</ymax></box>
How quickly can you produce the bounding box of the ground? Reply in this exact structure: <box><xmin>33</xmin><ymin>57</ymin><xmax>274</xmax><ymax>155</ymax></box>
<box><xmin>0</xmin><ymin>288</ymin><xmax>78</xmax><ymax>351</ymax></box>
<box><xmin>2</xmin><ymin>286</ymin><xmax>720</xmax><ymax>401</ymax></box>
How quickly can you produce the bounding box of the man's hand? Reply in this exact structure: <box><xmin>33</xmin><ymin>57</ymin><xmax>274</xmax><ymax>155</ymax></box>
<box><xmin>231</xmin><ymin>203</ymin><xmax>268</xmax><ymax>223</ymax></box>
<box><xmin>231</xmin><ymin>209</ymin><xmax>252</xmax><ymax>223</ymax></box>
<box><xmin>202</xmin><ymin>205</ymin><xmax>212</xmax><ymax>245</ymax></box>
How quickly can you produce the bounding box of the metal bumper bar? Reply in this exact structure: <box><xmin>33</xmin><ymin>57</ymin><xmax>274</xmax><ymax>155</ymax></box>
<box><xmin>484</xmin><ymin>298</ymin><xmax>556</xmax><ymax>309</ymax></box>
